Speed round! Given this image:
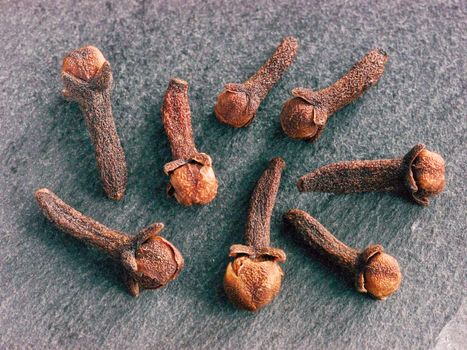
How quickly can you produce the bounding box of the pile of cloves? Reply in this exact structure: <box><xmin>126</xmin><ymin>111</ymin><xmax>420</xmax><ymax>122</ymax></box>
<box><xmin>35</xmin><ymin>39</ymin><xmax>446</xmax><ymax>311</ymax></box>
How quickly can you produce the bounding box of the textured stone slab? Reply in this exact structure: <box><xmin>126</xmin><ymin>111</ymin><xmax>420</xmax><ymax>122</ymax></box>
<box><xmin>0</xmin><ymin>1</ymin><xmax>465</xmax><ymax>349</ymax></box>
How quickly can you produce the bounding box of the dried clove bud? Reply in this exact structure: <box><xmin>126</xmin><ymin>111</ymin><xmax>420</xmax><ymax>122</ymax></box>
<box><xmin>224</xmin><ymin>158</ymin><xmax>287</xmax><ymax>311</ymax></box>
<box><xmin>297</xmin><ymin>144</ymin><xmax>446</xmax><ymax>205</ymax></box>
<box><xmin>280</xmin><ymin>48</ymin><xmax>388</xmax><ymax>141</ymax></box>
<box><xmin>62</xmin><ymin>46</ymin><xmax>106</xmax><ymax>82</ymax></box>
<box><xmin>162</xmin><ymin>78</ymin><xmax>218</xmax><ymax>206</ymax></box>
<box><xmin>35</xmin><ymin>188</ymin><xmax>184</xmax><ymax>297</ymax></box>
<box><xmin>284</xmin><ymin>209</ymin><xmax>402</xmax><ymax>300</ymax></box>
<box><xmin>62</xmin><ymin>46</ymin><xmax>128</xmax><ymax>200</ymax></box>
<box><xmin>215</xmin><ymin>37</ymin><xmax>299</xmax><ymax>128</ymax></box>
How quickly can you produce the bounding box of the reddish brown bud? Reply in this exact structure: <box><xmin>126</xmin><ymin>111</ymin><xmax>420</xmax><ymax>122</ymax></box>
<box><xmin>411</xmin><ymin>149</ymin><xmax>446</xmax><ymax>202</ymax></box>
<box><xmin>62</xmin><ymin>45</ymin><xmax>106</xmax><ymax>82</ymax></box>
<box><xmin>360</xmin><ymin>252</ymin><xmax>402</xmax><ymax>300</ymax></box>
<box><xmin>135</xmin><ymin>235</ymin><xmax>184</xmax><ymax>290</ymax></box>
<box><xmin>224</xmin><ymin>257</ymin><xmax>284</xmax><ymax>311</ymax></box>
<box><xmin>168</xmin><ymin>162</ymin><xmax>218</xmax><ymax>206</ymax></box>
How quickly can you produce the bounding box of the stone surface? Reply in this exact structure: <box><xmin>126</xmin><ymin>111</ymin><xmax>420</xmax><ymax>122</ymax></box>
<box><xmin>0</xmin><ymin>0</ymin><xmax>465</xmax><ymax>349</ymax></box>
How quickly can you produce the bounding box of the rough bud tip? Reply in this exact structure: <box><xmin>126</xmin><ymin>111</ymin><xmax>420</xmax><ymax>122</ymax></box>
<box><xmin>134</xmin><ymin>236</ymin><xmax>184</xmax><ymax>290</ymax></box>
<box><xmin>214</xmin><ymin>87</ymin><xmax>254</xmax><ymax>128</ymax></box>
<box><xmin>280</xmin><ymin>97</ymin><xmax>322</xmax><ymax>140</ymax></box>
<box><xmin>62</xmin><ymin>45</ymin><xmax>106</xmax><ymax>82</ymax></box>
<box><xmin>360</xmin><ymin>252</ymin><xmax>402</xmax><ymax>300</ymax></box>
<box><xmin>169</xmin><ymin>163</ymin><xmax>218</xmax><ymax>206</ymax></box>
<box><xmin>224</xmin><ymin>256</ymin><xmax>284</xmax><ymax>311</ymax></box>
<box><xmin>412</xmin><ymin>149</ymin><xmax>446</xmax><ymax>200</ymax></box>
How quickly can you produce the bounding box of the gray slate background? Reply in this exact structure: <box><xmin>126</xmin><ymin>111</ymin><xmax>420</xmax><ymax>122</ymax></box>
<box><xmin>0</xmin><ymin>0</ymin><xmax>466</xmax><ymax>349</ymax></box>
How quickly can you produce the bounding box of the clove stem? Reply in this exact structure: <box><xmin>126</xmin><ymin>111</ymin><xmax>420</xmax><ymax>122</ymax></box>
<box><xmin>244</xmin><ymin>157</ymin><xmax>286</xmax><ymax>250</ymax></box>
<box><xmin>314</xmin><ymin>48</ymin><xmax>388</xmax><ymax>116</ymax></box>
<box><xmin>298</xmin><ymin>158</ymin><xmax>404</xmax><ymax>193</ymax></box>
<box><xmin>245</xmin><ymin>37</ymin><xmax>299</xmax><ymax>101</ymax></box>
<box><xmin>161</xmin><ymin>78</ymin><xmax>198</xmax><ymax>160</ymax></box>
<box><xmin>36</xmin><ymin>188</ymin><xmax>129</xmax><ymax>258</ymax></box>
<box><xmin>283</xmin><ymin>209</ymin><xmax>358</xmax><ymax>274</ymax></box>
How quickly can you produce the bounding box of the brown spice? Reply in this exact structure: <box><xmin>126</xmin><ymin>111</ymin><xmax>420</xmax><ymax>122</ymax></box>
<box><xmin>283</xmin><ymin>209</ymin><xmax>402</xmax><ymax>300</ymax></box>
<box><xmin>162</xmin><ymin>78</ymin><xmax>218</xmax><ymax>206</ymax></box>
<box><xmin>62</xmin><ymin>46</ymin><xmax>128</xmax><ymax>201</ymax></box>
<box><xmin>35</xmin><ymin>188</ymin><xmax>184</xmax><ymax>297</ymax></box>
<box><xmin>280</xmin><ymin>48</ymin><xmax>388</xmax><ymax>142</ymax></box>
<box><xmin>297</xmin><ymin>144</ymin><xmax>446</xmax><ymax>205</ymax></box>
<box><xmin>215</xmin><ymin>37</ymin><xmax>299</xmax><ymax>128</ymax></box>
<box><xmin>224</xmin><ymin>158</ymin><xmax>287</xmax><ymax>311</ymax></box>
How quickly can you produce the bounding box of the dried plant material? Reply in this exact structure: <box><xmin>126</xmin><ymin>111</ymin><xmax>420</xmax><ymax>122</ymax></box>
<box><xmin>215</xmin><ymin>37</ymin><xmax>298</xmax><ymax>128</ymax></box>
<box><xmin>224</xmin><ymin>158</ymin><xmax>286</xmax><ymax>311</ymax></box>
<box><xmin>35</xmin><ymin>188</ymin><xmax>184</xmax><ymax>297</ymax></box>
<box><xmin>281</xmin><ymin>49</ymin><xmax>388</xmax><ymax>142</ymax></box>
<box><xmin>283</xmin><ymin>209</ymin><xmax>402</xmax><ymax>300</ymax></box>
<box><xmin>162</xmin><ymin>78</ymin><xmax>218</xmax><ymax>206</ymax></box>
<box><xmin>297</xmin><ymin>144</ymin><xmax>446</xmax><ymax>205</ymax></box>
<box><xmin>62</xmin><ymin>45</ymin><xmax>128</xmax><ymax>200</ymax></box>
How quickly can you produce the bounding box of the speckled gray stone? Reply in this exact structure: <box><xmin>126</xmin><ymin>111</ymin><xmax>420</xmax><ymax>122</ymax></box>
<box><xmin>0</xmin><ymin>1</ymin><xmax>465</xmax><ymax>349</ymax></box>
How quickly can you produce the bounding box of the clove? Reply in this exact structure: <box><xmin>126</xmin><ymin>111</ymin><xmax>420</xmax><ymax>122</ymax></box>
<box><xmin>283</xmin><ymin>209</ymin><xmax>402</xmax><ymax>300</ymax></box>
<box><xmin>62</xmin><ymin>46</ymin><xmax>128</xmax><ymax>200</ymax></box>
<box><xmin>35</xmin><ymin>188</ymin><xmax>184</xmax><ymax>297</ymax></box>
<box><xmin>224</xmin><ymin>158</ymin><xmax>286</xmax><ymax>311</ymax></box>
<box><xmin>215</xmin><ymin>37</ymin><xmax>299</xmax><ymax>128</ymax></box>
<box><xmin>297</xmin><ymin>144</ymin><xmax>446</xmax><ymax>205</ymax></box>
<box><xmin>162</xmin><ymin>78</ymin><xmax>219</xmax><ymax>206</ymax></box>
<box><xmin>280</xmin><ymin>48</ymin><xmax>388</xmax><ymax>141</ymax></box>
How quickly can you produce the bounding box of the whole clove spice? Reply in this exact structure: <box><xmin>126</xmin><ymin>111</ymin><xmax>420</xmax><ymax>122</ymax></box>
<box><xmin>162</xmin><ymin>78</ymin><xmax>218</xmax><ymax>206</ymax></box>
<box><xmin>283</xmin><ymin>209</ymin><xmax>402</xmax><ymax>300</ymax></box>
<box><xmin>297</xmin><ymin>144</ymin><xmax>446</xmax><ymax>205</ymax></box>
<box><xmin>62</xmin><ymin>46</ymin><xmax>128</xmax><ymax>200</ymax></box>
<box><xmin>35</xmin><ymin>188</ymin><xmax>184</xmax><ymax>297</ymax></box>
<box><xmin>215</xmin><ymin>37</ymin><xmax>299</xmax><ymax>128</ymax></box>
<box><xmin>280</xmin><ymin>48</ymin><xmax>388</xmax><ymax>142</ymax></box>
<box><xmin>224</xmin><ymin>158</ymin><xmax>287</xmax><ymax>311</ymax></box>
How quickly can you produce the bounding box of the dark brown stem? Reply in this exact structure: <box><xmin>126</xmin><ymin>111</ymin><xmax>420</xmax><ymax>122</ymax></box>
<box><xmin>283</xmin><ymin>209</ymin><xmax>358</xmax><ymax>274</ymax></box>
<box><xmin>35</xmin><ymin>188</ymin><xmax>184</xmax><ymax>297</ymax></box>
<box><xmin>298</xmin><ymin>158</ymin><xmax>404</xmax><ymax>194</ymax></box>
<box><xmin>280</xmin><ymin>48</ymin><xmax>388</xmax><ymax>142</ymax></box>
<box><xmin>313</xmin><ymin>48</ymin><xmax>388</xmax><ymax>115</ymax></box>
<box><xmin>283</xmin><ymin>209</ymin><xmax>402</xmax><ymax>300</ymax></box>
<box><xmin>297</xmin><ymin>144</ymin><xmax>446</xmax><ymax>206</ymax></box>
<box><xmin>161</xmin><ymin>78</ymin><xmax>198</xmax><ymax>160</ymax></box>
<box><xmin>245</xmin><ymin>37</ymin><xmax>299</xmax><ymax>101</ymax></box>
<box><xmin>36</xmin><ymin>188</ymin><xmax>129</xmax><ymax>259</ymax></box>
<box><xmin>215</xmin><ymin>37</ymin><xmax>298</xmax><ymax>128</ymax></box>
<box><xmin>244</xmin><ymin>157</ymin><xmax>286</xmax><ymax>250</ymax></box>
<box><xmin>62</xmin><ymin>51</ymin><xmax>128</xmax><ymax>201</ymax></box>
